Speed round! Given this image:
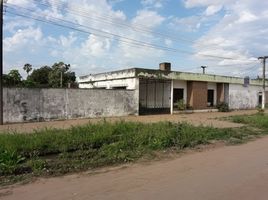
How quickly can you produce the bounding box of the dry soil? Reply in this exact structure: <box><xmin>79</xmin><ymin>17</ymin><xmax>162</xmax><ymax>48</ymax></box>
<box><xmin>0</xmin><ymin>110</ymin><xmax>258</xmax><ymax>133</ymax></box>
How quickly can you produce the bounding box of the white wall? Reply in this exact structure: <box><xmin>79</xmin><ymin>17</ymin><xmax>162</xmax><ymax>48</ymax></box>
<box><xmin>207</xmin><ymin>82</ymin><xmax>217</xmax><ymax>106</ymax></box>
<box><xmin>79</xmin><ymin>78</ymin><xmax>138</xmax><ymax>90</ymax></box>
<box><xmin>78</xmin><ymin>69</ymin><xmax>135</xmax><ymax>83</ymax></box>
<box><xmin>3</xmin><ymin>88</ymin><xmax>139</xmax><ymax>123</ymax></box>
<box><xmin>173</xmin><ymin>80</ymin><xmax>187</xmax><ymax>102</ymax></box>
<box><xmin>229</xmin><ymin>84</ymin><xmax>263</xmax><ymax>109</ymax></box>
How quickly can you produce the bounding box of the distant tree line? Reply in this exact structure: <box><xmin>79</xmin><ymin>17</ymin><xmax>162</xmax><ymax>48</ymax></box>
<box><xmin>3</xmin><ymin>62</ymin><xmax>77</xmax><ymax>88</ymax></box>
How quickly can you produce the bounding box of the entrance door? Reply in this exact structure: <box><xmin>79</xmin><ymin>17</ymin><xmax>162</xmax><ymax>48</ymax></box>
<box><xmin>173</xmin><ymin>89</ymin><xmax>184</xmax><ymax>105</ymax></box>
<box><xmin>207</xmin><ymin>90</ymin><xmax>214</xmax><ymax>107</ymax></box>
<box><xmin>259</xmin><ymin>92</ymin><xmax>262</xmax><ymax>105</ymax></box>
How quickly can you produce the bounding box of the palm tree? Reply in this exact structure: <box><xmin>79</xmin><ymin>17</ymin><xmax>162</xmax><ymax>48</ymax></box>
<box><xmin>23</xmin><ymin>63</ymin><xmax>32</xmax><ymax>77</ymax></box>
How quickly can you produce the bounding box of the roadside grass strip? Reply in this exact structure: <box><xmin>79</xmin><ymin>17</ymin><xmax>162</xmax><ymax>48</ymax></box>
<box><xmin>1</xmin><ymin>115</ymin><xmax>268</xmax><ymax>186</ymax></box>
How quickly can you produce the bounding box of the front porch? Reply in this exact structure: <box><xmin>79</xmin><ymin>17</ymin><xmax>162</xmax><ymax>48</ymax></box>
<box><xmin>139</xmin><ymin>78</ymin><xmax>228</xmax><ymax>115</ymax></box>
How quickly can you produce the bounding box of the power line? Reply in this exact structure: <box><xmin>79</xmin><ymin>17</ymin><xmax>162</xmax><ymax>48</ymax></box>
<box><xmin>5</xmin><ymin>4</ymin><xmax>257</xmax><ymax>62</ymax></box>
<box><xmin>5</xmin><ymin>9</ymin><xmax>179</xmax><ymax>53</ymax></box>
<box><xmin>233</xmin><ymin>64</ymin><xmax>260</xmax><ymax>77</ymax></box>
<box><xmin>211</xmin><ymin>61</ymin><xmax>258</xmax><ymax>67</ymax></box>
<box><xmin>5</xmin><ymin>4</ymin><xmax>195</xmax><ymax>53</ymax></box>
<box><xmin>19</xmin><ymin>0</ymin><xmax>254</xmax><ymax>52</ymax></box>
<box><xmin>32</xmin><ymin>0</ymin><xmax>196</xmax><ymax>44</ymax></box>
<box><xmin>34</xmin><ymin>0</ymin><xmax>254</xmax><ymax>52</ymax></box>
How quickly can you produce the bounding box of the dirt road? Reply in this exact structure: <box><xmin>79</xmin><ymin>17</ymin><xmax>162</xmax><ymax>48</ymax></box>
<box><xmin>0</xmin><ymin>110</ymin><xmax>258</xmax><ymax>133</ymax></box>
<box><xmin>1</xmin><ymin>136</ymin><xmax>268</xmax><ymax>200</ymax></box>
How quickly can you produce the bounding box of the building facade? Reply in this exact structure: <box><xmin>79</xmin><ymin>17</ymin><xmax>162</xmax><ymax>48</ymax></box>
<box><xmin>78</xmin><ymin>63</ymin><xmax>268</xmax><ymax>115</ymax></box>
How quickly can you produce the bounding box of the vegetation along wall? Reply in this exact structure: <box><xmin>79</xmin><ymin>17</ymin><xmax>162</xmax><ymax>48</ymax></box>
<box><xmin>3</xmin><ymin>88</ymin><xmax>139</xmax><ymax>123</ymax></box>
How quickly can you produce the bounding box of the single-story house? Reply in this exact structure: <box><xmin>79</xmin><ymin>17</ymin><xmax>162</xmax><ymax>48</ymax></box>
<box><xmin>78</xmin><ymin>63</ymin><xmax>268</xmax><ymax>114</ymax></box>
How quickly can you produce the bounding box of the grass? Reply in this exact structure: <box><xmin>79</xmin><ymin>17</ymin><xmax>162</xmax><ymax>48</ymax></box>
<box><xmin>1</xmin><ymin>114</ymin><xmax>268</xmax><ymax>186</ymax></box>
<box><xmin>229</xmin><ymin>113</ymin><xmax>268</xmax><ymax>130</ymax></box>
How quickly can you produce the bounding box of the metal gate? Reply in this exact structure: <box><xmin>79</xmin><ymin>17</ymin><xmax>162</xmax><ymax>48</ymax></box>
<box><xmin>139</xmin><ymin>78</ymin><xmax>171</xmax><ymax>114</ymax></box>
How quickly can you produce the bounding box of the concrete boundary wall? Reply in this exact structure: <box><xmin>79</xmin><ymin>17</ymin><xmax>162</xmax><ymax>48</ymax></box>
<box><xmin>3</xmin><ymin>88</ymin><xmax>138</xmax><ymax>124</ymax></box>
<box><xmin>228</xmin><ymin>84</ymin><xmax>263</xmax><ymax>109</ymax></box>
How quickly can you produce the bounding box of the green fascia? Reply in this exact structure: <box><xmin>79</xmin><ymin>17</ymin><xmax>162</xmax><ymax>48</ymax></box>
<box><xmin>135</xmin><ymin>68</ymin><xmax>267</xmax><ymax>86</ymax></box>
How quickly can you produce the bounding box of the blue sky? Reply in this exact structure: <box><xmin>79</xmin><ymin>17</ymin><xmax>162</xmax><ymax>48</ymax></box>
<box><xmin>3</xmin><ymin>0</ymin><xmax>268</xmax><ymax>78</ymax></box>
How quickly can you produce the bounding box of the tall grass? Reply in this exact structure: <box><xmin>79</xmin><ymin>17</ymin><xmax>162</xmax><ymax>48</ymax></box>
<box><xmin>0</xmin><ymin>122</ymin><xmax>230</xmax><ymax>158</ymax></box>
<box><xmin>230</xmin><ymin>113</ymin><xmax>268</xmax><ymax>129</ymax></box>
<box><xmin>0</xmin><ymin>119</ymin><xmax>267</xmax><ymax>184</ymax></box>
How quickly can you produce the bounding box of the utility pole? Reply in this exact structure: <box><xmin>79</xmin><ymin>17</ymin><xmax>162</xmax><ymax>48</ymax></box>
<box><xmin>201</xmin><ymin>66</ymin><xmax>207</xmax><ymax>74</ymax></box>
<box><xmin>258</xmin><ymin>56</ymin><xmax>268</xmax><ymax>110</ymax></box>
<box><xmin>0</xmin><ymin>0</ymin><xmax>3</xmax><ymax>125</ymax></box>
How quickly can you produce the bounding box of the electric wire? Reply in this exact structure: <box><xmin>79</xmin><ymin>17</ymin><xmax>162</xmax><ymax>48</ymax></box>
<box><xmin>32</xmin><ymin>0</ymin><xmax>196</xmax><ymax>44</ymax></box>
<box><xmin>5</xmin><ymin>3</ymin><xmax>258</xmax><ymax>62</ymax></box>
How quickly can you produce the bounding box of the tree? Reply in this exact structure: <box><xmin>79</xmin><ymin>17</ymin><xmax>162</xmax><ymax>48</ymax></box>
<box><xmin>48</xmin><ymin>62</ymin><xmax>76</xmax><ymax>88</ymax></box>
<box><xmin>3</xmin><ymin>74</ymin><xmax>12</xmax><ymax>86</ymax></box>
<box><xmin>8</xmin><ymin>69</ymin><xmax>22</xmax><ymax>86</ymax></box>
<box><xmin>27</xmin><ymin>66</ymin><xmax>52</xmax><ymax>87</ymax></box>
<box><xmin>23</xmin><ymin>63</ymin><xmax>32</xmax><ymax>76</ymax></box>
<box><xmin>4</xmin><ymin>62</ymin><xmax>76</xmax><ymax>88</ymax></box>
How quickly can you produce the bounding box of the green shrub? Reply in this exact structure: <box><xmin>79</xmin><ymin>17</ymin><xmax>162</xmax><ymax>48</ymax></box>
<box><xmin>0</xmin><ymin>150</ymin><xmax>25</xmax><ymax>175</ymax></box>
<box><xmin>217</xmin><ymin>102</ymin><xmax>229</xmax><ymax>112</ymax></box>
<box><xmin>256</xmin><ymin>105</ymin><xmax>265</xmax><ymax>114</ymax></box>
<box><xmin>176</xmin><ymin>99</ymin><xmax>186</xmax><ymax>110</ymax></box>
<box><xmin>26</xmin><ymin>159</ymin><xmax>47</xmax><ymax>173</ymax></box>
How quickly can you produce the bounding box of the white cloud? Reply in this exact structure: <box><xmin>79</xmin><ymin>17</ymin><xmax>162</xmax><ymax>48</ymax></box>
<box><xmin>4</xmin><ymin>27</ymin><xmax>43</xmax><ymax>52</ymax></box>
<box><xmin>8</xmin><ymin>0</ymin><xmax>36</xmax><ymax>7</ymax></box>
<box><xmin>205</xmin><ymin>5</ymin><xmax>222</xmax><ymax>16</ymax></box>
<box><xmin>235</xmin><ymin>10</ymin><xmax>258</xmax><ymax>24</ymax></box>
<box><xmin>185</xmin><ymin>0</ymin><xmax>268</xmax><ymax>76</ymax></box>
<box><xmin>3</xmin><ymin>0</ymin><xmax>170</xmax><ymax>76</ymax></box>
<box><xmin>3</xmin><ymin>17</ymin><xmax>35</xmax><ymax>33</ymax></box>
<box><xmin>165</xmin><ymin>39</ymin><xmax>172</xmax><ymax>46</ymax></box>
<box><xmin>184</xmin><ymin>0</ymin><xmax>232</xmax><ymax>8</ymax></box>
<box><xmin>80</xmin><ymin>35</ymin><xmax>111</xmax><ymax>57</ymax></box>
<box><xmin>108</xmin><ymin>0</ymin><xmax>125</xmax><ymax>4</ymax></box>
<box><xmin>169</xmin><ymin>2</ymin><xmax>224</xmax><ymax>32</ymax></box>
<box><xmin>132</xmin><ymin>10</ymin><xmax>165</xmax><ymax>28</ymax></box>
<box><xmin>170</xmin><ymin>15</ymin><xmax>203</xmax><ymax>32</ymax></box>
<box><xmin>141</xmin><ymin>0</ymin><xmax>165</xmax><ymax>8</ymax></box>
<box><xmin>59</xmin><ymin>33</ymin><xmax>77</xmax><ymax>48</ymax></box>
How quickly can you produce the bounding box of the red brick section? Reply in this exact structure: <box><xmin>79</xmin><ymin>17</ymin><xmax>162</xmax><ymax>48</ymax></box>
<box><xmin>217</xmin><ymin>83</ymin><xmax>224</xmax><ymax>104</ymax></box>
<box><xmin>187</xmin><ymin>81</ymin><xmax>208</xmax><ymax>109</ymax></box>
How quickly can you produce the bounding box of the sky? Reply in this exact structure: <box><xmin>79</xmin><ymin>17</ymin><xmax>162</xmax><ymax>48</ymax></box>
<box><xmin>3</xmin><ymin>0</ymin><xmax>268</xmax><ymax>78</ymax></box>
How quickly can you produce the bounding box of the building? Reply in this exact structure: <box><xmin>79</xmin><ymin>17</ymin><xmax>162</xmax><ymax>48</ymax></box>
<box><xmin>78</xmin><ymin>63</ymin><xmax>268</xmax><ymax>115</ymax></box>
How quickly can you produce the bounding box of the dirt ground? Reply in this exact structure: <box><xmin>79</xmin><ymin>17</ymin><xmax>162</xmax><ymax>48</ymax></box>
<box><xmin>1</xmin><ymin>135</ymin><xmax>268</xmax><ymax>200</ymax></box>
<box><xmin>0</xmin><ymin>110</ymin><xmax>259</xmax><ymax>133</ymax></box>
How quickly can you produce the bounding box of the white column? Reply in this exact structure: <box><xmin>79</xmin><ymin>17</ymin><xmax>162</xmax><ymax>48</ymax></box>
<box><xmin>262</xmin><ymin>90</ymin><xmax>265</xmax><ymax>109</ymax></box>
<box><xmin>170</xmin><ymin>80</ymin><xmax>174</xmax><ymax>114</ymax></box>
<box><xmin>135</xmin><ymin>78</ymin><xmax>140</xmax><ymax>115</ymax></box>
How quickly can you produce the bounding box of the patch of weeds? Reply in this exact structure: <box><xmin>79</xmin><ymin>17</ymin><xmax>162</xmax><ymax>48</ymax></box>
<box><xmin>0</xmin><ymin>150</ymin><xmax>26</xmax><ymax>176</ymax></box>
<box><xmin>229</xmin><ymin>113</ymin><xmax>268</xmax><ymax>130</ymax></box>
<box><xmin>26</xmin><ymin>158</ymin><xmax>48</xmax><ymax>174</ymax></box>
<box><xmin>216</xmin><ymin>102</ymin><xmax>230</xmax><ymax>112</ymax></box>
<box><xmin>1</xmin><ymin>117</ymin><xmax>268</xmax><ymax>185</ymax></box>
